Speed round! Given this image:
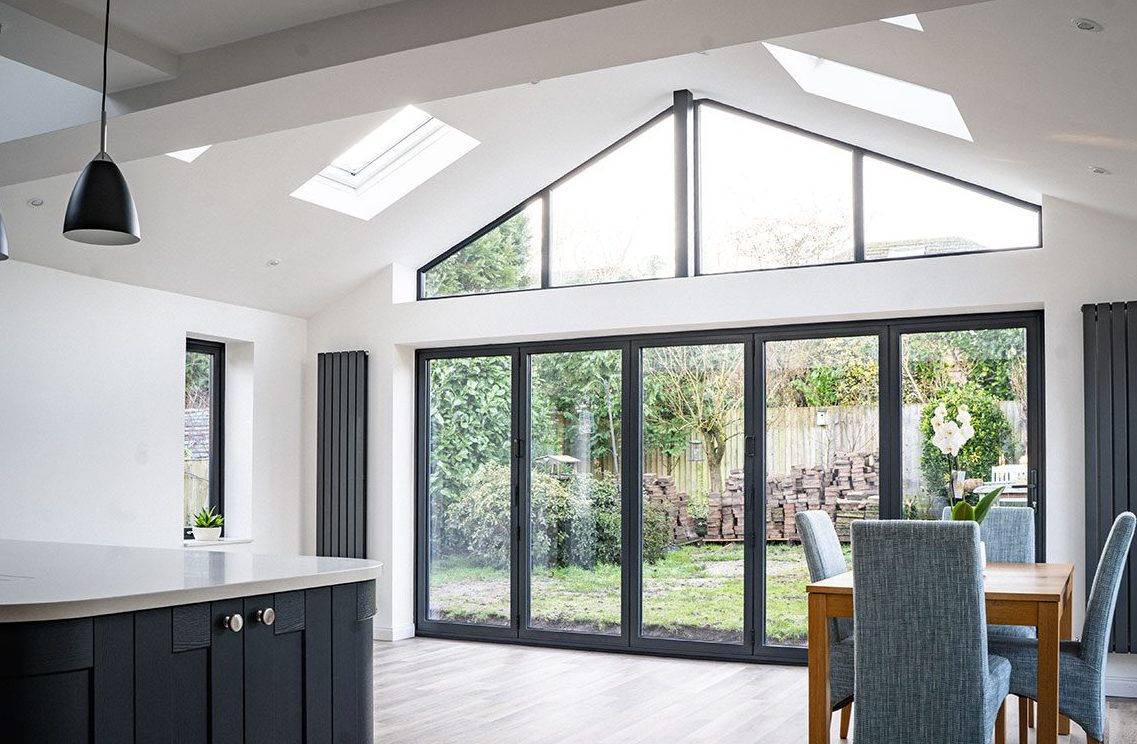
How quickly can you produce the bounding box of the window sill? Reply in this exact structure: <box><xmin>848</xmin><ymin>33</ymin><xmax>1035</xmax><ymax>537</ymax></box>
<box><xmin>183</xmin><ymin>537</ymin><xmax>253</xmax><ymax>548</ymax></box>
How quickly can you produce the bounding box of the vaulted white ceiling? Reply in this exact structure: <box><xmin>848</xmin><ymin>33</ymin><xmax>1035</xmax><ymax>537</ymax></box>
<box><xmin>1</xmin><ymin>0</ymin><xmax>1133</xmax><ymax>316</ymax></box>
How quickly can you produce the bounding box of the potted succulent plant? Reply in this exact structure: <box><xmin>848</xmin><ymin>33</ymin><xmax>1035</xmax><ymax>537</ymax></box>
<box><xmin>191</xmin><ymin>505</ymin><xmax>224</xmax><ymax>541</ymax></box>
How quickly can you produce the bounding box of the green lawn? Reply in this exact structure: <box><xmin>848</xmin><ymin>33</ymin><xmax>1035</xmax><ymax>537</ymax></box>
<box><xmin>429</xmin><ymin>542</ymin><xmax>851</xmax><ymax>644</ymax></box>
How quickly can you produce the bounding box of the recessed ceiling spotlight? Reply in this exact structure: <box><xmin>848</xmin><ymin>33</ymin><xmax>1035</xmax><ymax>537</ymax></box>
<box><xmin>266</xmin><ymin>258</ymin><xmax>281</xmax><ymax>267</ymax></box>
<box><xmin>1089</xmin><ymin>165</ymin><xmax>1111</xmax><ymax>175</ymax></box>
<box><xmin>27</xmin><ymin>197</ymin><xmax>44</xmax><ymax>208</ymax></box>
<box><xmin>1072</xmin><ymin>17</ymin><xmax>1103</xmax><ymax>32</ymax></box>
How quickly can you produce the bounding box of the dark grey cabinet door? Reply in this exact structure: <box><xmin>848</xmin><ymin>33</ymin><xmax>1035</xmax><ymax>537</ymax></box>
<box><xmin>244</xmin><ymin>591</ymin><xmax>306</xmax><ymax>744</ymax></box>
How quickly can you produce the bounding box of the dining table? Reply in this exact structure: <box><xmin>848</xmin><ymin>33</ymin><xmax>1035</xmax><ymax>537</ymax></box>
<box><xmin>806</xmin><ymin>561</ymin><xmax>1075</xmax><ymax>744</ymax></box>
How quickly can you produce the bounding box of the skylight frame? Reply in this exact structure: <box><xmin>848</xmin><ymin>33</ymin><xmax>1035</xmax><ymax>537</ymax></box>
<box><xmin>763</xmin><ymin>43</ymin><xmax>972</xmax><ymax>141</ymax></box>
<box><xmin>292</xmin><ymin>105</ymin><xmax>479</xmax><ymax>221</ymax></box>
<box><xmin>416</xmin><ymin>94</ymin><xmax>1041</xmax><ymax>302</ymax></box>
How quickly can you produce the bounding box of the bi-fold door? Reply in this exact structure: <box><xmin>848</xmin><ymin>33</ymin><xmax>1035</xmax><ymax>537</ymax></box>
<box><xmin>416</xmin><ymin>312</ymin><xmax>1044</xmax><ymax>661</ymax></box>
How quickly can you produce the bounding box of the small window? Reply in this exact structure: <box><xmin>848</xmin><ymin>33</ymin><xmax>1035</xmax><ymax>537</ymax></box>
<box><xmin>549</xmin><ymin>116</ymin><xmax>675</xmax><ymax>286</ymax></box>
<box><xmin>863</xmin><ymin>156</ymin><xmax>1041</xmax><ymax>259</ymax></box>
<box><xmin>422</xmin><ymin>201</ymin><xmax>543</xmax><ymax>298</ymax></box>
<box><xmin>698</xmin><ymin>105</ymin><xmax>855</xmax><ymax>274</ymax></box>
<box><xmin>185</xmin><ymin>339</ymin><xmax>224</xmax><ymax>539</ymax></box>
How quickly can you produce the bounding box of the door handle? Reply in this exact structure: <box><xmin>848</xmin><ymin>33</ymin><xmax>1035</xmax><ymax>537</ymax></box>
<box><xmin>221</xmin><ymin>614</ymin><xmax>244</xmax><ymax>633</ymax></box>
<box><xmin>255</xmin><ymin>607</ymin><xmax>276</xmax><ymax>626</ymax></box>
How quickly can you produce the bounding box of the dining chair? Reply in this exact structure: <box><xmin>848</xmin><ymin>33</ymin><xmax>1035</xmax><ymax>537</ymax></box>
<box><xmin>988</xmin><ymin>511</ymin><xmax>1136</xmax><ymax>744</ymax></box>
<box><xmin>796</xmin><ymin>510</ymin><xmax>854</xmax><ymax>739</ymax></box>
<box><xmin>851</xmin><ymin>519</ymin><xmax>1011</xmax><ymax>744</ymax></box>
<box><xmin>941</xmin><ymin>506</ymin><xmax>1037</xmax><ymax>638</ymax></box>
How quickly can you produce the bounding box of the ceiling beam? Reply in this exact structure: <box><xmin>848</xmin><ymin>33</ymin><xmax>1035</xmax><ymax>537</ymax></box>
<box><xmin>0</xmin><ymin>0</ymin><xmax>178</xmax><ymax>91</ymax></box>
<box><xmin>0</xmin><ymin>0</ymin><xmax>986</xmax><ymax>187</ymax></box>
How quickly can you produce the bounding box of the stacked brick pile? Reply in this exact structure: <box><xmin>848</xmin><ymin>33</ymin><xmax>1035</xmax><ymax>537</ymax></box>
<box><xmin>765</xmin><ymin>451</ymin><xmax>879</xmax><ymax>543</ymax></box>
<box><xmin>643</xmin><ymin>474</ymin><xmax>698</xmax><ymax>544</ymax></box>
<box><xmin>705</xmin><ymin>470</ymin><xmax>745</xmax><ymax>540</ymax></box>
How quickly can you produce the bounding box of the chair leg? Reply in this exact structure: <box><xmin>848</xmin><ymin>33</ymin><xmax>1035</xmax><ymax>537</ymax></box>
<box><xmin>1017</xmin><ymin>697</ymin><xmax>1029</xmax><ymax>744</ymax></box>
<box><xmin>995</xmin><ymin>699</ymin><xmax>1006</xmax><ymax>744</ymax></box>
<box><xmin>1086</xmin><ymin>738</ymin><xmax>1102</xmax><ymax>744</ymax></box>
<box><xmin>1027</xmin><ymin>698</ymin><xmax>1034</xmax><ymax>728</ymax></box>
<box><xmin>839</xmin><ymin>703</ymin><xmax>851</xmax><ymax>740</ymax></box>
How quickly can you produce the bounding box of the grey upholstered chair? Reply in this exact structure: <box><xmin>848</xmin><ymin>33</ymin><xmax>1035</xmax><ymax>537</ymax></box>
<box><xmin>851</xmin><ymin>519</ymin><xmax>1011</xmax><ymax>744</ymax></box>
<box><xmin>942</xmin><ymin>506</ymin><xmax>1037</xmax><ymax>639</ymax></box>
<box><xmin>988</xmin><ymin>512</ymin><xmax>1136</xmax><ymax>744</ymax></box>
<box><xmin>795</xmin><ymin>510</ymin><xmax>854</xmax><ymax>739</ymax></box>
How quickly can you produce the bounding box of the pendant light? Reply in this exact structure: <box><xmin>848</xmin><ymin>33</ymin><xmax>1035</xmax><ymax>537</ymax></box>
<box><xmin>63</xmin><ymin>0</ymin><xmax>140</xmax><ymax>245</ymax></box>
<box><xmin>0</xmin><ymin>210</ymin><xmax>8</xmax><ymax>260</ymax></box>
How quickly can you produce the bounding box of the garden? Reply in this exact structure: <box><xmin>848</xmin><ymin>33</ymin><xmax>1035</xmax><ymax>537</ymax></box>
<box><xmin>425</xmin><ymin>312</ymin><xmax>1028</xmax><ymax>645</ymax></box>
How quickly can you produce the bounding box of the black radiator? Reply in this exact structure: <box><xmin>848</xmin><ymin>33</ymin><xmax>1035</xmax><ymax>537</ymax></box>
<box><xmin>317</xmin><ymin>350</ymin><xmax>368</xmax><ymax>559</ymax></box>
<box><xmin>1083</xmin><ymin>302</ymin><xmax>1136</xmax><ymax>653</ymax></box>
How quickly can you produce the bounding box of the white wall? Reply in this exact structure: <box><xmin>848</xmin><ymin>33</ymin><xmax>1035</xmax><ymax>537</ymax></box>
<box><xmin>0</xmin><ymin>261</ymin><xmax>308</xmax><ymax>554</ymax></box>
<box><xmin>305</xmin><ymin>196</ymin><xmax>1137</xmax><ymax>691</ymax></box>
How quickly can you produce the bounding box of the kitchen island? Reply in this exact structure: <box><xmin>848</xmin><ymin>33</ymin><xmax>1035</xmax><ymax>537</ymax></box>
<box><xmin>0</xmin><ymin>539</ymin><xmax>381</xmax><ymax>743</ymax></box>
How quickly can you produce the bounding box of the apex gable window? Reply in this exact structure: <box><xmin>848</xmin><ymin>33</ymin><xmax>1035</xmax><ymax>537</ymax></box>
<box><xmin>417</xmin><ymin>91</ymin><xmax>1041</xmax><ymax>300</ymax></box>
<box><xmin>184</xmin><ymin>339</ymin><xmax>224</xmax><ymax>539</ymax></box>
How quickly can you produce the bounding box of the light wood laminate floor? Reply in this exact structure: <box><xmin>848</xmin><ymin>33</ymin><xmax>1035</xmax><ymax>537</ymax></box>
<box><xmin>374</xmin><ymin>638</ymin><xmax>1137</xmax><ymax>743</ymax></box>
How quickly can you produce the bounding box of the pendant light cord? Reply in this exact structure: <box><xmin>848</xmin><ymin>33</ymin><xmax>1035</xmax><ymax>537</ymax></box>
<box><xmin>99</xmin><ymin>0</ymin><xmax>110</xmax><ymax>155</ymax></box>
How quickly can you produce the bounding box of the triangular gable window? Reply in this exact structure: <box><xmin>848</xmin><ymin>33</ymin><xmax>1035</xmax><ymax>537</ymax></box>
<box><xmin>418</xmin><ymin>92</ymin><xmax>1041</xmax><ymax>300</ymax></box>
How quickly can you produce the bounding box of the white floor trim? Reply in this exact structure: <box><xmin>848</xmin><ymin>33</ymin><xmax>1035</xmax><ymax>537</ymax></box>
<box><xmin>1106</xmin><ymin>674</ymin><xmax>1137</xmax><ymax>699</ymax></box>
<box><xmin>374</xmin><ymin>623</ymin><xmax>415</xmax><ymax>641</ymax></box>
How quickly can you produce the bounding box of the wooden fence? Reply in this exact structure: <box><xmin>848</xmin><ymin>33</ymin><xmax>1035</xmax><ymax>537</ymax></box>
<box><xmin>642</xmin><ymin>402</ymin><xmax>1026</xmax><ymax>499</ymax></box>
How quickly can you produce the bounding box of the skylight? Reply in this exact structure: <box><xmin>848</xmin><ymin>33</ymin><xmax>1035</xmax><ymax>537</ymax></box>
<box><xmin>166</xmin><ymin>145</ymin><xmax>211</xmax><ymax>163</ymax></box>
<box><xmin>291</xmin><ymin>105</ymin><xmax>479</xmax><ymax>220</ymax></box>
<box><xmin>763</xmin><ymin>43</ymin><xmax>972</xmax><ymax>141</ymax></box>
<box><xmin>881</xmin><ymin>14</ymin><xmax>923</xmax><ymax>31</ymax></box>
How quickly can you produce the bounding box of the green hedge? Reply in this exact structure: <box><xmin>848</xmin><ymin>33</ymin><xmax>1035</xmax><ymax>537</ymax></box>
<box><xmin>919</xmin><ymin>384</ymin><xmax>1012</xmax><ymax>497</ymax></box>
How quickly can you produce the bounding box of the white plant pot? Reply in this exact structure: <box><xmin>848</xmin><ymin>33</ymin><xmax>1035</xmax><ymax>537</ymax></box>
<box><xmin>192</xmin><ymin>526</ymin><xmax>222</xmax><ymax>542</ymax></box>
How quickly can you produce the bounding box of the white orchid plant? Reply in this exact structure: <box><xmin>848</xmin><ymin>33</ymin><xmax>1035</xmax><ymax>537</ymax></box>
<box><xmin>929</xmin><ymin>401</ymin><xmax>1003</xmax><ymax>524</ymax></box>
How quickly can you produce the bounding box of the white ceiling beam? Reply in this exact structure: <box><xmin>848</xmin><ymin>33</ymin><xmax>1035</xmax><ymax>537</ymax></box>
<box><xmin>0</xmin><ymin>0</ymin><xmax>986</xmax><ymax>187</ymax></box>
<box><xmin>0</xmin><ymin>0</ymin><xmax>178</xmax><ymax>91</ymax></box>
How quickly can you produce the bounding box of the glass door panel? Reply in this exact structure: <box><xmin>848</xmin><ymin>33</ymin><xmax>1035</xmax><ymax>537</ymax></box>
<box><xmin>763</xmin><ymin>336</ymin><xmax>879</xmax><ymax>646</ymax></box>
<box><xmin>640</xmin><ymin>343</ymin><xmax>746</xmax><ymax>644</ymax></box>
<box><xmin>528</xmin><ymin>350</ymin><xmax>623</xmax><ymax>635</ymax></box>
<box><xmin>425</xmin><ymin>355</ymin><xmax>514</xmax><ymax>626</ymax></box>
<box><xmin>900</xmin><ymin>327</ymin><xmax>1030</xmax><ymax>518</ymax></box>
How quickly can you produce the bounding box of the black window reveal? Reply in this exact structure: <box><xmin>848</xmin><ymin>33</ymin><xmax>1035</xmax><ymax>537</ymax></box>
<box><xmin>184</xmin><ymin>339</ymin><xmax>225</xmax><ymax>539</ymax></box>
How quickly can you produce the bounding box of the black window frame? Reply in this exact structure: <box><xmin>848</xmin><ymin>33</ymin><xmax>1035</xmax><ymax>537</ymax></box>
<box><xmin>416</xmin><ymin>92</ymin><xmax>1043</xmax><ymax>300</ymax></box>
<box><xmin>414</xmin><ymin>310</ymin><xmax>1045</xmax><ymax>663</ymax></box>
<box><xmin>185</xmin><ymin>338</ymin><xmax>225</xmax><ymax>540</ymax></box>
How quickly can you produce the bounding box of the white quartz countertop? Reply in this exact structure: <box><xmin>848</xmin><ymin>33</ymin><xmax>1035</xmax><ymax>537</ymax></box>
<box><xmin>0</xmin><ymin>540</ymin><xmax>381</xmax><ymax>623</ymax></box>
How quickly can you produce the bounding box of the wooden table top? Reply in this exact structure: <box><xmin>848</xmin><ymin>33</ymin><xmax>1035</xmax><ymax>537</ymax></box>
<box><xmin>807</xmin><ymin>562</ymin><xmax>1074</xmax><ymax>602</ymax></box>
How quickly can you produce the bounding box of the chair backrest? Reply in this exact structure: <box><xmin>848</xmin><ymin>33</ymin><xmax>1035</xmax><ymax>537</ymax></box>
<box><xmin>795</xmin><ymin>510</ymin><xmax>851</xmax><ymax>641</ymax></box>
<box><xmin>940</xmin><ymin>506</ymin><xmax>1035</xmax><ymax>563</ymax></box>
<box><xmin>1080</xmin><ymin>512</ymin><xmax>1137</xmax><ymax>669</ymax></box>
<box><xmin>852</xmin><ymin>520</ymin><xmax>991</xmax><ymax>743</ymax></box>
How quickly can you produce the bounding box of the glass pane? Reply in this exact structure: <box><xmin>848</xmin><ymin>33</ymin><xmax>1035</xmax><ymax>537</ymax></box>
<box><xmin>764</xmin><ymin>336</ymin><xmax>879</xmax><ymax>646</ymax></box>
<box><xmin>184</xmin><ymin>351</ymin><xmax>214</xmax><ymax>526</ymax></box>
<box><xmin>900</xmin><ymin>328</ymin><xmax>1029</xmax><ymax>520</ymax></box>
<box><xmin>426</xmin><ymin>355</ymin><xmax>513</xmax><ymax>626</ymax></box>
<box><xmin>641</xmin><ymin>343</ymin><xmax>746</xmax><ymax>643</ymax></box>
<box><xmin>699</xmin><ymin>105</ymin><xmax>855</xmax><ymax>274</ymax></box>
<box><xmin>528</xmin><ymin>350</ymin><xmax>622</xmax><ymax>635</ymax></box>
<box><xmin>423</xmin><ymin>201</ymin><xmax>543</xmax><ymax>298</ymax></box>
<box><xmin>864</xmin><ymin>156</ymin><xmax>1040</xmax><ymax>259</ymax></box>
<box><xmin>550</xmin><ymin>117</ymin><xmax>675</xmax><ymax>285</ymax></box>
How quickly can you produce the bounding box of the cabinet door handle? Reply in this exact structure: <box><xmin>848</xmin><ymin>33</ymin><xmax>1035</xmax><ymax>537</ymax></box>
<box><xmin>255</xmin><ymin>607</ymin><xmax>276</xmax><ymax>626</ymax></box>
<box><xmin>222</xmin><ymin>614</ymin><xmax>244</xmax><ymax>633</ymax></box>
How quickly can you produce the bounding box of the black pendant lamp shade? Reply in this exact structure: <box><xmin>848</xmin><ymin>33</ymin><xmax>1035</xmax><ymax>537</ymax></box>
<box><xmin>0</xmin><ymin>210</ymin><xmax>9</xmax><ymax>260</ymax></box>
<box><xmin>64</xmin><ymin>154</ymin><xmax>140</xmax><ymax>245</ymax></box>
<box><xmin>64</xmin><ymin>0</ymin><xmax>140</xmax><ymax>246</ymax></box>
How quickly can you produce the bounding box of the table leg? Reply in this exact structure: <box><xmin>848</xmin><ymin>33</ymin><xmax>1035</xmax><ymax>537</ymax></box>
<box><xmin>1058</xmin><ymin>577</ymin><xmax>1072</xmax><ymax>735</ymax></box>
<box><xmin>1036</xmin><ymin>600</ymin><xmax>1061</xmax><ymax>744</ymax></box>
<box><xmin>808</xmin><ymin>593</ymin><xmax>832</xmax><ymax>744</ymax></box>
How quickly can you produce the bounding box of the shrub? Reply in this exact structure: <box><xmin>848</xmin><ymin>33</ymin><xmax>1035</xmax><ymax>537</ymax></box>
<box><xmin>588</xmin><ymin>476</ymin><xmax>621</xmax><ymax>565</ymax></box>
<box><xmin>919</xmin><ymin>384</ymin><xmax>1011</xmax><ymax>498</ymax></box>
<box><xmin>642</xmin><ymin>500</ymin><xmax>670</xmax><ymax>564</ymax></box>
<box><xmin>447</xmin><ymin>463</ymin><xmax>513</xmax><ymax>569</ymax></box>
